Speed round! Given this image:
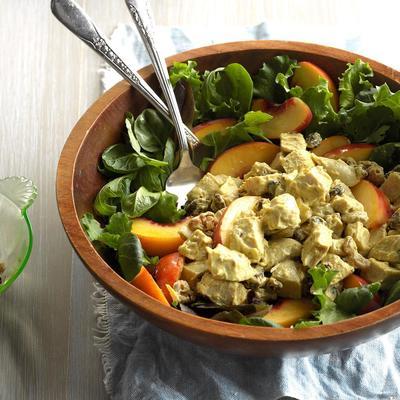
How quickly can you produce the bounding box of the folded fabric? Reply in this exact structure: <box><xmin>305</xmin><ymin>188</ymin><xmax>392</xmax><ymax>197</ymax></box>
<box><xmin>91</xmin><ymin>20</ymin><xmax>400</xmax><ymax>400</ymax></box>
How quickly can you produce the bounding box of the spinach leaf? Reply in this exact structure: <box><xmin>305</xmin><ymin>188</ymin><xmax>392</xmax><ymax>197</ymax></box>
<box><xmin>163</xmin><ymin>137</ymin><xmax>176</xmax><ymax>172</ymax></box>
<box><xmin>144</xmin><ymin>191</ymin><xmax>185</xmax><ymax>223</ymax></box>
<box><xmin>199</xmin><ymin>63</ymin><xmax>253</xmax><ymax>119</ymax></box>
<box><xmin>335</xmin><ymin>282</ymin><xmax>380</xmax><ymax>314</ymax></box>
<box><xmin>101</xmin><ymin>143</ymin><xmax>144</xmax><ymax>174</ymax></box>
<box><xmin>385</xmin><ymin>280</ymin><xmax>400</xmax><ymax>305</ymax></box>
<box><xmin>253</xmin><ymin>55</ymin><xmax>298</xmax><ymax>103</ymax></box>
<box><xmin>342</xmin><ymin>84</ymin><xmax>400</xmax><ymax>144</ymax></box>
<box><xmin>134</xmin><ymin>165</ymin><xmax>164</xmax><ymax>192</ymax></box>
<box><xmin>133</xmin><ymin>109</ymin><xmax>172</xmax><ymax>152</ymax></box>
<box><xmin>125</xmin><ymin>114</ymin><xmax>169</xmax><ymax>168</ymax></box>
<box><xmin>339</xmin><ymin>59</ymin><xmax>374</xmax><ymax>109</ymax></box>
<box><xmin>117</xmin><ymin>232</ymin><xmax>143</xmax><ymax>281</ymax></box>
<box><xmin>239</xmin><ymin>316</ymin><xmax>282</xmax><ymax>328</ymax></box>
<box><xmin>94</xmin><ymin>174</ymin><xmax>135</xmax><ymax>216</ymax></box>
<box><xmin>212</xmin><ymin>310</ymin><xmax>245</xmax><ymax>323</ymax></box>
<box><xmin>121</xmin><ymin>186</ymin><xmax>161</xmax><ymax>218</ymax></box>
<box><xmin>200</xmin><ymin>110</ymin><xmax>272</xmax><ymax>157</ymax></box>
<box><xmin>300</xmin><ymin>79</ymin><xmax>341</xmax><ymax>136</ymax></box>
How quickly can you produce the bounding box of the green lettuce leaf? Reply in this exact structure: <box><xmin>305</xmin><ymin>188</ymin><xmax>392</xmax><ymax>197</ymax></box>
<box><xmin>339</xmin><ymin>59</ymin><xmax>374</xmax><ymax>109</ymax></box>
<box><xmin>369</xmin><ymin>142</ymin><xmax>400</xmax><ymax>171</ymax></box>
<box><xmin>117</xmin><ymin>233</ymin><xmax>143</xmax><ymax>281</ymax></box>
<box><xmin>342</xmin><ymin>84</ymin><xmax>400</xmax><ymax>144</ymax></box>
<box><xmin>253</xmin><ymin>55</ymin><xmax>298</xmax><ymax>103</ymax></box>
<box><xmin>169</xmin><ymin>60</ymin><xmax>202</xmax><ymax>91</ymax></box>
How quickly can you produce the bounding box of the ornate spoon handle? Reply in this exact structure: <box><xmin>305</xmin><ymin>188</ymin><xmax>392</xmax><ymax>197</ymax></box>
<box><xmin>51</xmin><ymin>0</ymin><xmax>199</xmax><ymax>144</ymax></box>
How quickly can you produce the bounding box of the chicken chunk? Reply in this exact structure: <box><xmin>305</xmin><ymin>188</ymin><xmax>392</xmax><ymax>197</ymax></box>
<box><xmin>181</xmin><ymin>261</ymin><xmax>209</xmax><ymax>289</ymax></box>
<box><xmin>369</xmin><ymin>224</ymin><xmax>387</xmax><ymax>248</ymax></box>
<box><xmin>361</xmin><ymin>258</ymin><xmax>400</xmax><ymax>290</ymax></box>
<box><xmin>325</xmin><ymin>213</ymin><xmax>344</xmax><ymax>238</ymax></box>
<box><xmin>178</xmin><ymin>229</ymin><xmax>212</xmax><ymax>261</ymax></box>
<box><xmin>260</xmin><ymin>193</ymin><xmax>301</xmax><ymax>233</ymax></box>
<box><xmin>312</xmin><ymin>155</ymin><xmax>360</xmax><ymax>187</ymax></box>
<box><xmin>287</xmin><ymin>166</ymin><xmax>332</xmax><ymax>205</ymax></box>
<box><xmin>301</xmin><ymin>224</ymin><xmax>333</xmax><ymax>268</ymax></box>
<box><xmin>281</xmin><ymin>150</ymin><xmax>315</xmax><ymax>173</ymax></box>
<box><xmin>196</xmin><ymin>273</ymin><xmax>248</xmax><ymax>306</ymax></box>
<box><xmin>263</xmin><ymin>238</ymin><xmax>302</xmax><ymax>270</ymax></box>
<box><xmin>345</xmin><ymin>222</ymin><xmax>370</xmax><ymax>256</ymax></box>
<box><xmin>207</xmin><ymin>244</ymin><xmax>256</xmax><ymax>281</ymax></box>
<box><xmin>243</xmin><ymin>161</ymin><xmax>277</xmax><ymax>179</ymax></box>
<box><xmin>211</xmin><ymin>176</ymin><xmax>241</xmax><ymax>211</ymax></box>
<box><xmin>280</xmin><ymin>132</ymin><xmax>307</xmax><ymax>153</ymax></box>
<box><xmin>239</xmin><ymin>173</ymin><xmax>282</xmax><ymax>196</ymax></box>
<box><xmin>271</xmin><ymin>259</ymin><xmax>306</xmax><ymax>299</ymax></box>
<box><xmin>330</xmin><ymin>194</ymin><xmax>369</xmax><ymax>225</ymax></box>
<box><xmin>227</xmin><ymin>216</ymin><xmax>265</xmax><ymax>263</ymax></box>
<box><xmin>172</xmin><ymin>280</ymin><xmax>196</xmax><ymax>304</ymax></box>
<box><xmin>368</xmin><ymin>235</ymin><xmax>400</xmax><ymax>263</ymax></box>
<box><xmin>322</xmin><ymin>254</ymin><xmax>354</xmax><ymax>285</ymax></box>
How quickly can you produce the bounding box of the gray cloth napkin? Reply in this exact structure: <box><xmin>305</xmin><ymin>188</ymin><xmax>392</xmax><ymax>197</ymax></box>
<box><xmin>93</xmin><ymin>21</ymin><xmax>400</xmax><ymax>400</ymax></box>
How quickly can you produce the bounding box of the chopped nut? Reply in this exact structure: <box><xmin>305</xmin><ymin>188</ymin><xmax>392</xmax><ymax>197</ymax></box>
<box><xmin>188</xmin><ymin>211</ymin><xmax>218</xmax><ymax>237</ymax></box>
<box><xmin>210</xmin><ymin>193</ymin><xmax>226</xmax><ymax>212</ymax></box>
<box><xmin>358</xmin><ymin>161</ymin><xmax>385</xmax><ymax>186</ymax></box>
<box><xmin>173</xmin><ymin>280</ymin><xmax>196</xmax><ymax>304</ymax></box>
<box><xmin>305</xmin><ymin>132</ymin><xmax>322</xmax><ymax>149</ymax></box>
<box><xmin>0</xmin><ymin>262</ymin><xmax>5</xmax><ymax>274</ymax></box>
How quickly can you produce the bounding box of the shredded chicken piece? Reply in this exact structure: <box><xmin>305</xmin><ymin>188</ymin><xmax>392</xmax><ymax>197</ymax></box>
<box><xmin>173</xmin><ymin>280</ymin><xmax>196</xmax><ymax>304</ymax></box>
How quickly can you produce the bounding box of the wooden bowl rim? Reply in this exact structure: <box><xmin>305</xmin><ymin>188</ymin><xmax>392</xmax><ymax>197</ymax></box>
<box><xmin>56</xmin><ymin>40</ymin><xmax>400</xmax><ymax>343</ymax></box>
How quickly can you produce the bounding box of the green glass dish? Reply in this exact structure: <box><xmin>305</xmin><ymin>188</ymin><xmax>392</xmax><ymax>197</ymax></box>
<box><xmin>0</xmin><ymin>177</ymin><xmax>37</xmax><ymax>294</ymax></box>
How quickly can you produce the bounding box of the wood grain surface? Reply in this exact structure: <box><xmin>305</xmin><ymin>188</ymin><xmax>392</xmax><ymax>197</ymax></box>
<box><xmin>1</xmin><ymin>1</ymin><xmax>399</xmax><ymax>399</ymax></box>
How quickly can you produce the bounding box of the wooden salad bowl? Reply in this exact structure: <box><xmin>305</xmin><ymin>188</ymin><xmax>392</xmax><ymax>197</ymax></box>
<box><xmin>56</xmin><ymin>41</ymin><xmax>400</xmax><ymax>357</ymax></box>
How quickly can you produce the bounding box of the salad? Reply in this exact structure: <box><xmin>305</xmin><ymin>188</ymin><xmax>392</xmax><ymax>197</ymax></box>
<box><xmin>81</xmin><ymin>55</ymin><xmax>400</xmax><ymax>328</ymax></box>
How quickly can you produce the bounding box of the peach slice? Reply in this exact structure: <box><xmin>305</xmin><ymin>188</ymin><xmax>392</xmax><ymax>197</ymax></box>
<box><xmin>324</xmin><ymin>143</ymin><xmax>375</xmax><ymax>161</ymax></box>
<box><xmin>262</xmin><ymin>298</ymin><xmax>315</xmax><ymax>328</ymax></box>
<box><xmin>213</xmin><ymin>196</ymin><xmax>260</xmax><ymax>245</ymax></box>
<box><xmin>312</xmin><ymin>135</ymin><xmax>351</xmax><ymax>156</ymax></box>
<box><xmin>208</xmin><ymin>142</ymin><xmax>280</xmax><ymax>177</ymax></box>
<box><xmin>291</xmin><ymin>61</ymin><xmax>339</xmax><ymax>111</ymax></box>
<box><xmin>257</xmin><ymin>97</ymin><xmax>313</xmax><ymax>139</ymax></box>
<box><xmin>192</xmin><ymin>118</ymin><xmax>236</xmax><ymax>140</ymax></box>
<box><xmin>351</xmin><ymin>180</ymin><xmax>392</xmax><ymax>229</ymax></box>
<box><xmin>131</xmin><ymin>217</ymin><xmax>189</xmax><ymax>256</ymax></box>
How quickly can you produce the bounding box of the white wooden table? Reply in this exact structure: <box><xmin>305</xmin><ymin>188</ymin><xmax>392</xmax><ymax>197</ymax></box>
<box><xmin>1</xmin><ymin>1</ymin><xmax>399</xmax><ymax>399</ymax></box>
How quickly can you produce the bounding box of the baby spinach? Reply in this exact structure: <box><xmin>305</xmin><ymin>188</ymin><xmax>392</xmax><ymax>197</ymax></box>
<box><xmin>199</xmin><ymin>63</ymin><xmax>253</xmax><ymax>120</ymax></box>
<box><xmin>117</xmin><ymin>232</ymin><xmax>143</xmax><ymax>281</ymax></box>
<box><xmin>335</xmin><ymin>282</ymin><xmax>380</xmax><ymax>314</ymax></box>
<box><xmin>338</xmin><ymin>59</ymin><xmax>374</xmax><ymax>109</ymax></box>
<box><xmin>144</xmin><ymin>191</ymin><xmax>185</xmax><ymax>223</ymax></box>
<box><xmin>239</xmin><ymin>316</ymin><xmax>282</xmax><ymax>328</ymax></box>
<box><xmin>121</xmin><ymin>186</ymin><xmax>161</xmax><ymax>218</ymax></box>
<box><xmin>385</xmin><ymin>281</ymin><xmax>400</xmax><ymax>305</ymax></box>
<box><xmin>133</xmin><ymin>109</ymin><xmax>173</xmax><ymax>152</ymax></box>
<box><xmin>94</xmin><ymin>174</ymin><xmax>135</xmax><ymax>216</ymax></box>
<box><xmin>101</xmin><ymin>143</ymin><xmax>144</xmax><ymax>174</ymax></box>
<box><xmin>134</xmin><ymin>165</ymin><xmax>165</xmax><ymax>192</ymax></box>
<box><xmin>253</xmin><ymin>55</ymin><xmax>298</xmax><ymax>103</ymax></box>
<box><xmin>125</xmin><ymin>114</ymin><xmax>169</xmax><ymax>168</ymax></box>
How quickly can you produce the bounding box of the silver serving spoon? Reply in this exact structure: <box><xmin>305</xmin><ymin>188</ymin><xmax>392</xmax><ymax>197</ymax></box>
<box><xmin>124</xmin><ymin>0</ymin><xmax>203</xmax><ymax>207</ymax></box>
<box><xmin>51</xmin><ymin>0</ymin><xmax>206</xmax><ymax>206</ymax></box>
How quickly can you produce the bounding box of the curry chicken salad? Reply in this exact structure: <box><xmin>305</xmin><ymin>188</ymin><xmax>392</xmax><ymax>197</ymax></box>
<box><xmin>81</xmin><ymin>56</ymin><xmax>400</xmax><ymax>328</ymax></box>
